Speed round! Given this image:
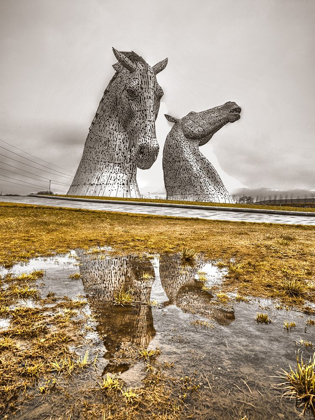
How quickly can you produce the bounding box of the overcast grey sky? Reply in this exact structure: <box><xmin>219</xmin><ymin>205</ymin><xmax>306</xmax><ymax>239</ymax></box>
<box><xmin>0</xmin><ymin>0</ymin><xmax>314</xmax><ymax>196</ymax></box>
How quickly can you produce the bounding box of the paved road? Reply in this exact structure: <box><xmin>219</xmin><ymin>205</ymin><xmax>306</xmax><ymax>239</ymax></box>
<box><xmin>1</xmin><ymin>196</ymin><xmax>315</xmax><ymax>226</ymax></box>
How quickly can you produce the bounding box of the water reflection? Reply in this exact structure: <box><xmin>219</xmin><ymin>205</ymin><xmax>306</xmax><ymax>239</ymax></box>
<box><xmin>78</xmin><ymin>252</ymin><xmax>156</xmax><ymax>373</ymax></box>
<box><xmin>4</xmin><ymin>250</ymin><xmax>315</xmax><ymax>418</ymax></box>
<box><xmin>77</xmin><ymin>251</ymin><xmax>235</xmax><ymax>374</ymax></box>
<box><xmin>159</xmin><ymin>254</ymin><xmax>235</xmax><ymax>325</ymax></box>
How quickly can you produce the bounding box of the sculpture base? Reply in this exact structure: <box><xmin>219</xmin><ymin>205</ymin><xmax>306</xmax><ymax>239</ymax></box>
<box><xmin>67</xmin><ymin>183</ymin><xmax>141</xmax><ymax>198</ymax></box>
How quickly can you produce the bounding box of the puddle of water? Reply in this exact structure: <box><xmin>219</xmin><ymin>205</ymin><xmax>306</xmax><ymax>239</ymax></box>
<box><xmin>150</xmin><ymin>256</ymin><xmax>169</xmax><ymax>305</ymax></box>
<box><xmin>2</xmin><ymin>250</ymin><xmax>315</xmax><ymax>419</ymax></box>
<box><xmin>0</xmin><ymin>252</ymin><xmax>77</xmax><ymax>277</ymax></box>
<box><xmin>195</xmin><ymin>262</ymin><xmax>228</xmax><ymax>288</ymax></box>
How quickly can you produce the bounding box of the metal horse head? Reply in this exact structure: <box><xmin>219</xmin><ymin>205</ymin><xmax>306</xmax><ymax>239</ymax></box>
<box><xmin>67</xmin><ymin>49</ymin><xmax>168</xmax><ymax>198</ymax></box>
<box><xmin>165</xmin><ymin>101</ymin><xmax>241</xmax><ymax>147</ymax></box>
<box><xmin>163</xmin><ymin>102</ymin><xmax>241</xmax><ymax>203</ymax></box>
<box><xmin>112</xmin><ymin>48</ymin><xmax>168</xmax><ymax>169</ymax></box>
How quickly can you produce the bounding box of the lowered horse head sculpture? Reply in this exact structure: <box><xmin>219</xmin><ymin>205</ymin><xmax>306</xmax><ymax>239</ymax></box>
<box><xmin>163</xmin><ymin>102</ymin><xmax>241</xmax><ymax>203</ymax></box>
<box><xmin>68</xmin><ymin>48</ymin><xmax>168</xmax><ymax>198</ymax></box>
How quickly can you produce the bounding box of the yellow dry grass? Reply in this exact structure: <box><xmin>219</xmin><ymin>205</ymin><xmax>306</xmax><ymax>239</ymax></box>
<box><xmin>1</xmin><ymin>201</ymin><xmax>315</xmax><ymax>417</ymax></box>
<box><xmin>1</xmin><ymin>202</ymin><xmax>315</xmax><ymax>305</ymax></box>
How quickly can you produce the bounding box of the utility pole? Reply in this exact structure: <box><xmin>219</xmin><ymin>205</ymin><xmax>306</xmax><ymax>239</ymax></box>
<box><xmin>49</xmin><ymin>180</ymin><xmax>51</xmax><ymax>193</ymax></box>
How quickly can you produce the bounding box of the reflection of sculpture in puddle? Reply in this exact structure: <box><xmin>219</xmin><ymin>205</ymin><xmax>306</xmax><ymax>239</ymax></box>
<box><xmin>78</xmin><ymin>252</ymin><xmax>156</xmax><ymax>373</ymax></box>
<box><xmin>159</xmin><ymin>254</ymin><xmax>235</xmax><ymax>326</ymax></box>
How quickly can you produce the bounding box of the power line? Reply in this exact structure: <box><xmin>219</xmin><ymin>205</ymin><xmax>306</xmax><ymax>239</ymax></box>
<box><xmin>0</xmin><ymin>152</ymin><xmax>73</xmax><ymax>179</ymax></box>
<box><xmin>0</xmin><ymin>174</ymin><xmax>47</xmax><ymax>189</ymax></box>
<box><xmin>0</xmin><ymin>172</ymin><xmax>47</xmax><ymax>188</ymax></box>
<box><xmin>0</xmin><ymin>160</ymin><xmax>68</xmax><ymax>185</ymax></box>
<box><xmin>0</xmin><ymin>144</ymin><xmax>73</xmax><ymax>178</ymax></box>
<box><xmin>0</xmin><ymin>160</ymin><xmax>69</xmax><ymax>186</ymax></box>
<box><xmin>0</xmin><ymin>177</ymin><xmax>43</xmax><ymax>189</ymax></box>
<box><xmin>0</xmin><ymin>166</ymin><xmax>69</xmax><ymax>186</ymax></box>
<box><xmin>0</xmin><ymin>137</ymin><xmax>74</xmax><ymax>175</ymax></box>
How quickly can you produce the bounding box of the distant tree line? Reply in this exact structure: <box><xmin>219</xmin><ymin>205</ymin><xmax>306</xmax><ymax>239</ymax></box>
<box><xmin>233</xmin><ymin>194</ymin><xmax>315</xmax><ymax>207</ymax></box>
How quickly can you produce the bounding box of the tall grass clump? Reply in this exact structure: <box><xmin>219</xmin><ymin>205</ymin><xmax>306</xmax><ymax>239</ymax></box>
<box><xmin>283</xmin><ymin>279</ymin><xmax>306</xmax><ymax>298</ymax></box>
<box><xmin>181</xmin><ymin>248</ymin><xmax>196</xmax><ymax>264</ymax></box>
<box><xmin>114</xmin><ymin>290</ymin><xmax>133</xmax><ymax>306</ymax></box>
<box><xmin>256</xmin><ymin>313</ymin><xmax>271</xmax><ymax>324</ymax></box>
<box><xmin>279</xmin><ymin>352</ymin><xmax>315</xmax><ymax>416</ymax></box>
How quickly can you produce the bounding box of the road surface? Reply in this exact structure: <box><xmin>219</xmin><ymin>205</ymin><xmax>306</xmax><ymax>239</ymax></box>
<box><xmin>2</xmin><ymin>195</ymin><xmax>315</xmax><ymax>226</ymax></box>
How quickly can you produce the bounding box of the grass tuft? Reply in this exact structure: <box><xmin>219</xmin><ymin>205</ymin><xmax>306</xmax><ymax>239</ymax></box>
<box><xmin>69</xmin><ymin>273</ymin><xmax>81</xmax><ymax>279</ymax></box>
<box><xmin>5</xmin><ymin>284</ymin><xmax>39</xmax><ymax>300</ymax></box>
<box><xmin>122</xmin><ymin>389</ymin><xmax>139</xmax><ymax>404</ymax></box>
<box><xmin>138</xmin><ymin>348</ymin><xmax>161</xmax><ymax>361</ymax></box>
<box><xmin>284</xmin><ymin>321</ymin><xmax>296</xmax><ymax>331</ymax></box>
<box><xmin>197</xmin><ymin>274</ymin><xmax>207</xmax><ymax>282</ymax></box>
<box><xmin>256</xmin><ymin>313</ymin><xmax>271</xmax><ymax>324</ymax></box>
<box><xmin>142</xmin><ymin>272</ymin><xmax>154</xmax><ymax>281</ymax></box>
<box><xmin>181</xmin><ymin>248</ymin><xmax>196</xmax><ymax>263</ymax></box>
<box><xmin>297</xmin><ymin>339</ymin><xmax>314</xmax><ymax>348</ymax></box>
<box><xmin>77</xmin><ymin>350</ymin><xmax>90</xmax><ymax>368</ymax></box>
<box><xmin>0</xmin><ymin>337</ymin><xmax>18</xmax><ymax>352</ymax></box>
<box><xmin>14</xmin><ymin>270</ymin><xmax>44</xmax><ymax>282</ymax></box>
<box><xmin>283</xmin><ymin>279</ymin><xmax>306</xmax><ymax>298</ymax></box>
<box><xmin>99</xmin><ymin>374</ymin><xmax>122</xmax><ymax>392</ymax></box>
<box><xmin>235</xmin><ymin>294</ymin><xmax>249</xmax><ymax>302</ymax></box>
<box><xmin>216</xmin><ymin>292</ymin><xmax>230</xmax><ymax>303</ymax></box>
<box><xmin>114</xmin><ymin>290</ymin><xmax>133</xmax><ymax>306</ymax></box>
<box><xmin>279</xmin><ymin>352</ymin><xmax>315</xmax><ymax>416</ymax></box>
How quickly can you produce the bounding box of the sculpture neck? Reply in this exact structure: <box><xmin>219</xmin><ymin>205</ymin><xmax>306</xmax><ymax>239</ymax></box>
<box><xmin>90</xmin><ymin>88</ymin><xmax>128</xmax><ymax>143</ymax></box>
<box><xmin>68</xmin><ymin>87</ymin><xmax>141</xmax><ymax>197</ymax></box>
<box><xmin>87</xmin><ymin>82</ymin><xmax>137</xmax><ymax>166</ymax></box>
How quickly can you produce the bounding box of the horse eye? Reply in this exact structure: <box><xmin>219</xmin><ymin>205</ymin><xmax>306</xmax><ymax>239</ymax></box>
<box><xmin>126</xmin><ymin>88</ymin><xmax>137</xmax><ymax>99</ymax></box>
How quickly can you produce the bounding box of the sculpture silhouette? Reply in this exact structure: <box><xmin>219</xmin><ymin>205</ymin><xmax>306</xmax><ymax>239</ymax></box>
<box><xmin>68</xmin><ymin>48</ymin><xmax>168</xmax><ymax>197</ymax></box>
<box><xmin>163</xmin><ymin>102</ymin><xmax>241</xmax><ymax>203</ymax></box>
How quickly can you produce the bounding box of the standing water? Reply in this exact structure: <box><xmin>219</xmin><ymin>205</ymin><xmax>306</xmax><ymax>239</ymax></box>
<box><xmin>0</xmin><ymin>249</ymin><xmax>314</xmax><ymax>419</ymax></box>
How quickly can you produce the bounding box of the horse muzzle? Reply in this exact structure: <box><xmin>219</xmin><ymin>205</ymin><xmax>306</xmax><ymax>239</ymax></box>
<box><xmin>136</xmin><ymin>140</ymin><xmax>159</xmax><ymax>169</ymax></box>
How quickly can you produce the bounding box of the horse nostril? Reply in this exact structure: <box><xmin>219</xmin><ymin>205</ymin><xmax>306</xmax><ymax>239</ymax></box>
<box><xmin>138</xmin><ymin>145</ymin><xmax>145</xmax><ymax>157</ymax></box>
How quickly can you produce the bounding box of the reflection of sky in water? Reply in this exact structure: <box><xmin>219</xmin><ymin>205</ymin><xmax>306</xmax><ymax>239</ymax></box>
<box><xmin>0</xmin><ymin>251</ymin><xmax>77</xmax><ymax>278</ymax></box>
<box><xmin>195</xmin><ymin>262</ymin><xmax>227</xmax><ymax>287</ymax></box>
<box><xmin>150</xmin><ymin>256</ymin><xmax>169</xmax><ymax>304</ymax></box>
<box><xmin>0</xmin><ymin>252</ymin><xmax>85</xmax><ymax>300</ymax></box>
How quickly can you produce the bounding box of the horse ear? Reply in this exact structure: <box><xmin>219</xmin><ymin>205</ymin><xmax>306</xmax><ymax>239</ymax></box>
<box><xmin>112</xmin><ymin>48</ymin><xmax>136</xmax><ymax>72</ymax></box>
<box><xmin>153</xmin><ymin>58</ymin><xmax>168</xmax><ymax>75</ymax></box>
<box><xmin>165</xmin><ymin>114</ymin><xmax>179</xmax><ymax>124</ymax></box>
<box><xmin>112</xmin><ymin>63</ymin><xmax>122</xmax><ymax>72</ymax></box>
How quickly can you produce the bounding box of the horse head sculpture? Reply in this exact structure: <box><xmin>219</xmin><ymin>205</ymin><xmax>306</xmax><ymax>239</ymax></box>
<box><xmin>68</xmin><ymin>48</ymin><xmax>168</xmax><ymax>198</ymax></box>
<box><xmin>163</xmin><ymin>102</ymin><xmax>241</xmax><ymax>203</ymax></box>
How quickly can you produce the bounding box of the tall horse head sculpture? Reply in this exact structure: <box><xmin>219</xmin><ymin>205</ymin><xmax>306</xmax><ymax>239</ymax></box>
<box><xmin>163</xmin><ymin>101</ymin><xmax>241</xmax><ymax>203</ymax></box>
<box><xmin>68</xmin><ymin>48</ymin><xmax>168</xmax><ymax>197</ymax></box>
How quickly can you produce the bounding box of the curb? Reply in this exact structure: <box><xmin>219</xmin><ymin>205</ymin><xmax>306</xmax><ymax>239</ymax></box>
<box><xmin>34</xmin><ymin>195</ymin><xmax>315</xmax><ymax>218</ymax></box>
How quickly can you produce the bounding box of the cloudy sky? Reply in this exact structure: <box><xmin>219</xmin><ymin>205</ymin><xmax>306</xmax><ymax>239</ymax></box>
<box><xmin>0</xmin><ymin>0</ymin><xmax>314</xmax><ymax>197</ymax></box>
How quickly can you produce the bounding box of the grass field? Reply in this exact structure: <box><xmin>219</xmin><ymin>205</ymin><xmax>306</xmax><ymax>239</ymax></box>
<box><xmin>1</xmin><ymin>201</ymin><xmax>315</xmax><ymax>418</ymax></box>
<box><xmin>1</xmin><ymin>201</ymin><xmax>315</xmax><ymax>305</ymax></box>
